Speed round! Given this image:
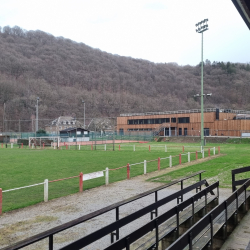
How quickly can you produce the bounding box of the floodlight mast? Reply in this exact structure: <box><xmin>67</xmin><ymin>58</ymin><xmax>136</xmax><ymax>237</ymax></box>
<box><xmin>196</xmin><ymin>19</ymin><xmax>209</xmax><ymax>149</ymax></box>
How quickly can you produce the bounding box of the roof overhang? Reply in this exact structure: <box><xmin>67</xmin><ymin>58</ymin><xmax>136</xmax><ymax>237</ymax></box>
<box><xmin>232</xmin><ymin>0</ymin><xmax>250</xmax><ymax>30</ymax></box>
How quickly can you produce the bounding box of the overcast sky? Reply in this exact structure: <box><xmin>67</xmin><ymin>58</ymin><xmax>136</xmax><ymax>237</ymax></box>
<box><xmin>0</xmin><ymin>0</ymin><xmax>249</xmax><ymax>65</ymax></box>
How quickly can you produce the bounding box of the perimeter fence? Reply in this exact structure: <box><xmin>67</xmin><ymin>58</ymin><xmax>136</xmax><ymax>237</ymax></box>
<box><xmin>0</xmin><ymin>146</ymin><xmax>220</xmax><ymax>214</ymax></box>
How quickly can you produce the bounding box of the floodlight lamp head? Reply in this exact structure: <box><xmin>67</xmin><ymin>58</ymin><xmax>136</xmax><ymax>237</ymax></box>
<box><xmin>37</xmin><ymin>97</ymin><xmax>39</xmax><ymax>101</ymax></box>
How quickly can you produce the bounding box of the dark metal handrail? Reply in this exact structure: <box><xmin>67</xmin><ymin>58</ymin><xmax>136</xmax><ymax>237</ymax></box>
<box><xmin>2</xmin><ymin>171</ymin><xmax>205</xmax><ymax>250</ymax></box>
<box><xmin>232</xmin><ymin>165</ymin><xmax>250</xmax><ymax>192</ymax></box>
<box><xmin>60</xmin><ymin>180</ymin><xmax>210</xmax><ymax>250</ymax></box>
<box><xmin>102</xmin><ymin>182</ymin><xmax>219</xmax><ymax>250</ymax></box>
<box><xmin>167</xmin><ymin>179</ymin><xmax>250</xmax><ymax>250</ymax></box>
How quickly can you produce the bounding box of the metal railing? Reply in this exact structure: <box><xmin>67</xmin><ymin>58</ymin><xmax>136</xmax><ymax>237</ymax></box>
<box><xmin>104</xmin><ymin>182</ymin><xmax>218</xmax><ymax>250</ymax></box>
<box><xmin>167</xmin><ymin>179</ymin><xmax>250</xmax><ymax>250</ymax></box>
<box><xmin>232</xmin><ymin>166</ymin><xmax>250</xmax><ymax>192</ymax></box>
<box><xmin>2</xmin><ymin>171</ymin><xmax>206</xmax><ymax>250</ymax></box>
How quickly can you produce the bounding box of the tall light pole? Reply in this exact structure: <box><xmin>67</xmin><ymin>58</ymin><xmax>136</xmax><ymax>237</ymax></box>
<box><xmin>82</xmin><ymin>100</ymin><xmax>85</xmax><ymax>129</ymax></box>
<box><xmin>36</xmin><ymin>97</ymin><xmax>39</xmax><ymax>132</ymax></box>
<box><xmin>196</xmin><ymin>19</ymin><xmax>209</xmax><ymax>149</ymax></box>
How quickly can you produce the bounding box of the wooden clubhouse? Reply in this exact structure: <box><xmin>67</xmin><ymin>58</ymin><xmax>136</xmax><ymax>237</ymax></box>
<box><xmin>117</xmin><ymin>108</ymin><xmax>250</xmax><ymax>137</ymax></box>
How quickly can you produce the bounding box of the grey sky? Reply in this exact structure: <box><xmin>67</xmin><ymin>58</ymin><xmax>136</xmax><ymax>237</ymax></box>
<box><xmin>0</xmin><ymin>0</ymin><xmax>249</xmax><ymax>65</ymax></box>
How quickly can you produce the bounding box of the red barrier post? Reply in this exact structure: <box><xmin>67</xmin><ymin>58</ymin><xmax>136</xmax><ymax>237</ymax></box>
<box><xmin>43</xmin><ymin>143</ymin><xmax>45</xmax><ymax>149</ymax></box>
<box><xmin>21</xmin><ymin>143</ymin><xmax>23</xmax><ymax>149</ymax></box>
<box><xmin>208</xmin><ymin>148</ymin><xmax>210</xmax><ymax>156</ymax></box>
<box><xmin>179</xmin><ymin>154</ymin><xmax>181</xmax><ymax>164</ymax></box>
<box><xmin>196</xmin><ymin>151</ymin><xmax>198</xmax><ymax>160</ymax></box>
<box><xmin>183</xmin><ymin>146</ymin><xmax>184</xmax><ymax>153</ymax></box>
<box><xmin>127</xmin><ymin>163</ymin><xmax>130</xmax><ymax>179</ymax></box>
<box><xmin>1</xmin><ymin>143</ymin><xmax>3</xmax><ymax>148</ymax></box>
<box><xmin>218</xmin><ymin>146</ymin><xmax>220</xmax><ymax>154</ymax></box>
<box><xmin>158</xmin><ymin>157</ymin><xmax>160</xmax><ymax>170</ymax></box>
<box><xmin>64</xmin><ymin>142</ymin><xmax>65</xmax><ymax>146</ymax></box>
<box><xmin>66</xmin><ymin>144</ymin><xmax>68</xmax><ymax>150</ymax></box>
<box><xmin>91</xmin><ymin>145</ymin><xmax>93</xmax><ymax>151</ymax></box>
<box><xmin>79</xmin><ymin>172</ymin><xmax>83</xmax><ymax>192</ymax></box>
<box><xmin>119</xmin><ymin>145</ymin><xmax>120</xmax><ymax>151</ymax></box>
<box><xmin>0</xmin><ymin>188</ymin><xmax>2</xmax><ymax>215</ymax></box>
<box><xmin>149</xmin><ymin>145</ymin><xmax>151</xmax><ymax>152</ymax></box>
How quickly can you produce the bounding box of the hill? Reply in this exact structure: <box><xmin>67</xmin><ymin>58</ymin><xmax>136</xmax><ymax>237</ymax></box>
<box><xmin>0</xmin><ymin>25</ymin><xmax>250</xmax><ymax>132</ymax></box>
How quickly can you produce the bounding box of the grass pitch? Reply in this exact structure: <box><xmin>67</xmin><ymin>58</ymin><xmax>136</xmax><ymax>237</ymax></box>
<box><xmin>0</xmin><ymin>141</ymin><xmax>249</xmax><ymax>212</ymax></box>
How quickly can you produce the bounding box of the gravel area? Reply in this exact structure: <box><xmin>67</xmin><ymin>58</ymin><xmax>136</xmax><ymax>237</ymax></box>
<box><xmin>0</xmin><ymin>155</ymin><xmax>232</xmax><ymax>250</ymax></box>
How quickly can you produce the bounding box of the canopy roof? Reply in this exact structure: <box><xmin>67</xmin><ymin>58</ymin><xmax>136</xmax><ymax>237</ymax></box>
<box><xmin>232</xmin><ymin>0</ymin><xmax>250</xmax><ymax>29</ymax></box>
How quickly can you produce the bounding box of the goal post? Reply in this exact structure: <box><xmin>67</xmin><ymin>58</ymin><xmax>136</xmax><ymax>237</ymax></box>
<box><xmin>29</xmin><ymin>137</ymin><xmax>60</xmax><ymax>148</ymax></box>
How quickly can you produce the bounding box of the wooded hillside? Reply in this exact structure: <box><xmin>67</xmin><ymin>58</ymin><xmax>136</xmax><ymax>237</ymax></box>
<box><xmin>0</xmin><ymin>26</ymin><xmax>250</xmax><ymax>131</ymax></box>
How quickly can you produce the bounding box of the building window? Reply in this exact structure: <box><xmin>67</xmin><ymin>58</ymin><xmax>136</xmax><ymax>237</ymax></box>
<box><xmin>178</xmin><ymin>117</ymin><xmax>190</xmax><ymax>123</ymax></box>
<box><xmin>171</xmin><ymin>118</ymin><xmax>176</xmax><ymax>123</ymax></box>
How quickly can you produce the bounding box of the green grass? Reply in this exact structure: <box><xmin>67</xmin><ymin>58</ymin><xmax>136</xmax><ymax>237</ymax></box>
<box><xmin>0</xmin><ymin>141</ymin><xmax>247</xmax><ymax>213</ymax></box>
<box><xmin>148</xmin><ymin>143</ymin><xmax>250</xmax><ymax>189</ymax></box>
<box><xmin>0</xmin><ymin>142</ymin><xmax>189</xmax><ymax>212</ymax></box>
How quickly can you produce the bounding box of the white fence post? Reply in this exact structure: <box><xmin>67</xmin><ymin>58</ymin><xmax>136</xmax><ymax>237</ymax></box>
<box><xmin>44</xmin><ymin>179</ymin><xmax>48</xmax><ymax>202</ymax></box>
<box><xmin>144</xmin><ymin>160</ymin><xmax>147</xmax><ymax>175</ymax></box>
<box><xmin>79</xmin><ymin>144</ymin><xmax>81</xmax><ymax>150</ymax></box>
<box><xmin>32</xmin><ymin>143</ymin><xmax>34</xmax><ymax>149</ymax></box>
<box><xmin>105</xmin><ymin>168</ymin><xmax>109</xmax><ymax>185</ymax></box>
<box><xmin>213</xmin><ymin>147</ymin><xmax>216</xmax><ymax>155</ymax></box>
<box><xmin>169</xmin><ymin>155</ymin><xmax>172</xmax><ymax>167</ymax></box>
<box><xmin>165</xmin><ymin>145</ymin><xmax>167</xmax><ymax>152</ymax></box>
<box><xmin>133</xmin><ymin>145</ymin><xmax>135</xmax><ymax>152</ymax></box>
<box><xmin>188</xmin><ymin>152</ymin><xmax>190</xmax><ymax>162</ymax></box>
<box><xmin>202</xmin><ymin>150</ymin><xmax>205</xmax><ymax>158</ymax></box>
<box><xmin>11</xmin><ymin>143</ymin><xmax>13</xmax><ymax>148</ymax></box>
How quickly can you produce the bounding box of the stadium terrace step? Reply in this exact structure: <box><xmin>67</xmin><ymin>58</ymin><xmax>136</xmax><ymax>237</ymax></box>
<box><xmin>131</xmin><ymin>194</ymin><xmax>217</xmax><ymax>250</ymax></box>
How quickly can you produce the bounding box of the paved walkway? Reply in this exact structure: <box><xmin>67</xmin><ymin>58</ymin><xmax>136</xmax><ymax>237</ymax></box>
<box><xmin>221</xmin><ymin>209</ymin><xmax>250</xmax><ymax>250</ymax></box>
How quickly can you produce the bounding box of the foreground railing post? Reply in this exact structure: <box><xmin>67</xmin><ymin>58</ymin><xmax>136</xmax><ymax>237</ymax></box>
<box><xmin>218</xmin><ymin>146</ymin><xmax>220</xmax><ymax>154</ymax></box>
<box><xmin>189</xmin><ymin>232</ymin><xmax>193</xmax><ymax>250</ymax></box>
<box><xmin>213</xmin><ymin>147</ymin><xmax>215</xmax><ymax>155</ymax></box>
<box><xmin>169</xmin><ymin>155</ymin><xmax>172</xmax><ymax>167</ymax></box>
<box><xmin>49</xmin><ymin>235</ymin><xmax>53</xmax><ymax>250</ymax></box>
<box><xmin>188</xmin><ymin>152</ymin><xmax>190</xmax><ymax>162</ymax></box>
<box><xmin>44</xmin><ymin>179</ymin><xmax>48</xmax><ymax>202</ymax></box>
<box><xmin>208</xmin><ymin>148</ymin><xmax>210</xmax><ymax>156</ymax></box>
<box><xmin>179</xmin><ymin>154</ymin><xmax>181</xmax><ymax>164</ymax></box>
<box><xmin>79</xmin><ymin>172</ymin><xmax>83</xmax><ymax>192</ymax></box>
<box><xmin>111</xmin><ymin>207</ymin><xmax>120</xmax><ymax>243</ymax></box>
<box><xmin>210</xmin><ymin>214</ymin><xmax>214</xmax><ymax>247</ymax></box>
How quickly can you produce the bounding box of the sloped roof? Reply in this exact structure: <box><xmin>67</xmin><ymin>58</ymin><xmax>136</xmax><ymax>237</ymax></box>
<box><xmin>232</xmin><ymin>0</ymin><xmax>250</xmax><ymax>29</ymax></box>
<box><xmin>60</xmin><ymin>127</ymin><xmax>89</xmax><ymax>132</ymax></box>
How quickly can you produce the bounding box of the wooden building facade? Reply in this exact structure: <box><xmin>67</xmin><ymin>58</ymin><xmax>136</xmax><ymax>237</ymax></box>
<box><xmin>117</xmin><ymin>109</ymin><xmax>250</xmax><ymax>137</ymax></box>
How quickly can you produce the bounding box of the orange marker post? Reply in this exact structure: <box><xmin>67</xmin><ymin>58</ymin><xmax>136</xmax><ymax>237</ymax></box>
<box><xmin>127</xmin><ymin>163</ymin><xmax>130</xmax><ymax>179</ymax></box>
<box><xmin>79</xmin><ymin>172</ymin><xmax>83</xmax><ymax>192</ymax></box>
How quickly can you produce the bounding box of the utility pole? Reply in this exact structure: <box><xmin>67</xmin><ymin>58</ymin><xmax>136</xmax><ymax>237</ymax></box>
<box><xmin>36</xmin><ymin>97</ymin><xmax>39</xmax><ymax>132</ymax></box>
